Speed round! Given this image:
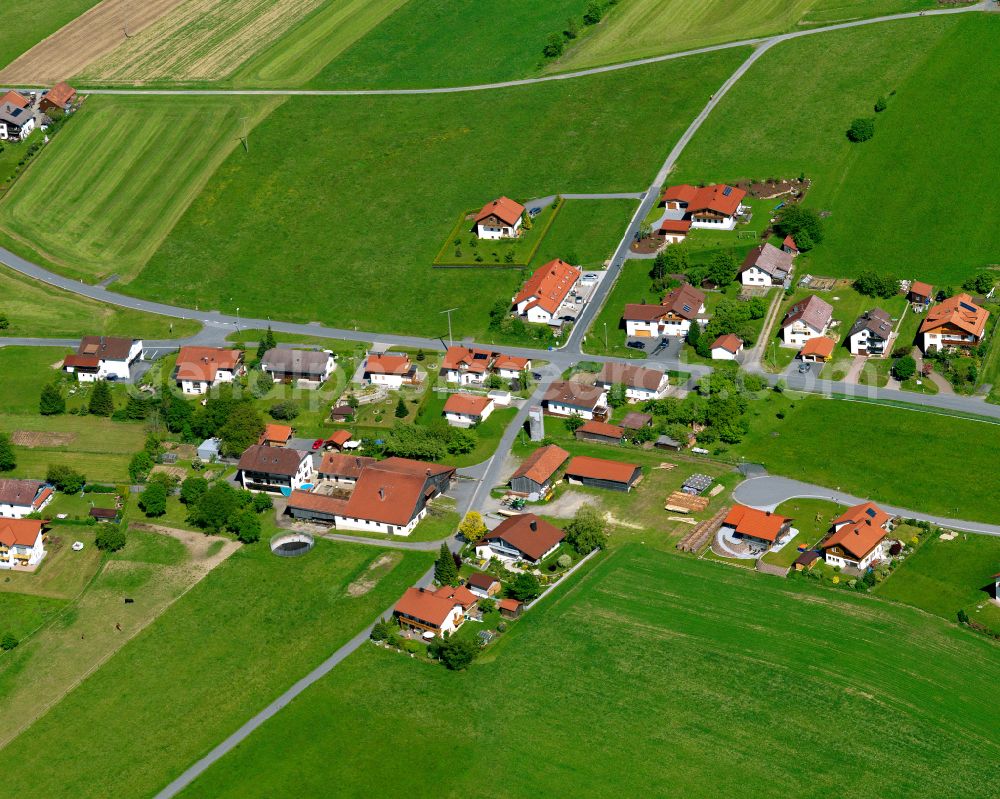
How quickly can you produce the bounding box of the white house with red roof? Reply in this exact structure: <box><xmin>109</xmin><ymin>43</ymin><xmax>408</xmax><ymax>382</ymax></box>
<box><xmin>710</xmin><ymin>334</ymin><xmax>743</xmax><ymax>361</ymax></box>
<box><xmin>623</xmin><ymin>283</ymin><xmax>706</xmax><ymax>338</ymax></box>
<box><xmin>175</xmin><ymin>347</ymin><xmax>245</xmax><ymax>395</ymax></box>
<box><xmin>362</xmin><ymin>352</ymin><xmax>419</xmax><ymax>388</ymax></box>
<box><xmin>781</xmin><ymin>295</ymin><xmax>834</xmax><ymax>348</ymax></box>
<box><xmin>474</xmin><ymin>196</ymin><xmax>525</xmax><ymax>240</ymax></box>
<box><xmin>439</xmin><ymin>347</ymin><xmax>531</xmax><ymax>386</ymax></box>
<box><xmin>0</xmin><ymin>479</ymin><xmax>54</xmax><ymax>519</ymax></box>
<box><xmin>821</xmin><ymin>502</ymin><xmax>894</xmax><ymax>570</ymax></box>
<box><xmin>0</xmin><ymin>519</ymin><xmax>47</xmax><ymax>569</ymax></box>
<box><xmin>722</xmin><ymin>504</ymin><xmax>794</xmax><ymax>550</ymax></box>
<box><xmin>659</xmin><ymin>184</ymin><xmax>748</xmax><ymax>230</ymax></box>
<box><xmin>919</xmin><ymin>294</ymin><xmax>989</xmax><ymax>352</ymax></box>
<box><xmin>393</xmin><ymin>587</ymin><xmax>465</xmax><ymax>635</ymax></box>
<box><xmin>443</xmin><ymin>393</ymin><xmax>494</xmax><ymax>427</ymax></box>
<box><xmin>513</xmin><ymin>259</ymin><xmax>581</xmax><ymax>326</ymax></box>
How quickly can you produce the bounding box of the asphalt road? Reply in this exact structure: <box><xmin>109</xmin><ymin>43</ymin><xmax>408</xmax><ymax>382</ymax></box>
<box><xmin>733</xmin><ymin>475</ymin><xmax>1000</xmax><ymax>535</ymax></box>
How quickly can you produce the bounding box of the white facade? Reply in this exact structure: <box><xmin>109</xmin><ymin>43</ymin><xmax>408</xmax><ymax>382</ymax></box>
<box><xmin>521</xmin><ymin>303</ymin><xmax>556</xmax><ymax>326</ymax></box>
<box><xmin>476</xmin><ymin>216</ymin><xmax>521</xmax><ymax>240</ymax></box>
<box><xmin>444</xmin><ymin>400</ymin><xmax>495</xmax><ymax>428</ymax></box>
<box><xmin>369</xmin><ymin>372</ymin><xmax>405</xmax><ymax>389</ymax></box>
<box><xmin>475</xmin><ymin>538</ymin><xmax>560</xmax><ymax>565</ymax></box>
<box><xmin>0</xmin><ymin>532</ymin><xmax>46</xmax><ymax>569</ymax></box>
<box><xmin>741</xmin><ymin>265</ymin><xmax>776</xmax><ymax>287</ymax></box>
<box><xmin>0</xmin><ymin>116</ymin><xmax>35</xmax><ymax>142</ymax></box>
<box><xmin>334</xmin><ymin>507</ymin><xmax>425</xmax><ymax>537</ymax></box>
<box><xmin>824</xmin><ymin>540</ymin><xmax>887</xmax><ymax>571</ymax></box>
<box><xmin>443</xmin><ymin>368</ymin><xmax>486</xmax><ymax>386</ymax></box>
<box><xmin>711</xmin><ymin>345</ymin><xmax>741</xmax><ymax>361</ymax></box>
<box><xmin>689</xmin><ymin>207</ymin><xmax>745</xmax><ymax>231</ymax></box>
<box><xmin>180</xmin><ymin>367</ymin><xmax>239</xmax><ymax>395</ymax></box>
<box><xmin>848</xmin><ymin>329</ymin><xmax>889</xmax><ymax>356</ymax></box>
<box><xmin>921</xmin><ymin>330</ymin><xmax>979</xmax><ymax>352</ymax></box>
<box><xmin>546</xmin><ymin>393</ymin><xmax>606</xmax><ymax>421</ymax></box>
<box><xmin>782</xmin><ymin>320</ymin><xmax>826</xmax><ymax>349</ymax></box>
<box><xmin>0</xmin><ymin>493</ymin><xmax>52</xmax><ymax>520</ymax></box>
<box><xmin>240</xmin><ymin>454</ymin><xmax>313</xmax><ymax>493</ymax></box>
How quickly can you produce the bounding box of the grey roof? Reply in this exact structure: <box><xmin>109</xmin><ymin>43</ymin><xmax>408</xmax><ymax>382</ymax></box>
<box><xmin>261</xmin><ymin>348</ymin><xmax>331</xmax><ymax>377</ymax></box>
<box><xmin>543</xmin><ymin>381</ymin><xmax>606</xmax><ymax>410</ymax></box>
<box><xmin>682</xmin><ymin>473</ymin><xmax>714</xmax><ymax>494</ymax></box>
<box><xmin>237</xmin><ymin>444</ymin><xmax>308</xmax><ymax>476</ymax></box>
<box><xmin>0</xmin><ymin>104</ymin><xmax>30</xmax><ymax>127</ymax></box>
<box><xmin>848</xmin><ymin>308</ymin><xmax>893</xmax><ymax>340</ymax></box>
<box><xmin>740</xmin><ymin>243</ymin><xmax>793</xmax><ymax>279</ymax></box>
<box><xmin>782</xmin><ymin>294</ymin><xmax>834</xmax><ymax>332</ymax></box>
<box><xmin>0</xmin><ymin>479</ymin><xmax>43</xmax><ymax>506</ymax></box>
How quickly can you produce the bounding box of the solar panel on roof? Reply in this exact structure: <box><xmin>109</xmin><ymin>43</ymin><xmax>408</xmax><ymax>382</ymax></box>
<box><xmin>960</xmin><ymin>302</ymin><xmax>976</xmax><ymax>312</ymax></box>
<box><xmin>682</xmin><ymin>304</ymin><xmax>691</xmax><ymax>312</ymax></box>
<box><xmin>865</xmin><ymin>508</ymin><xmax>876</xmax><ymax>518</ymax></box>
<box><xmin>722</xmin><ymin>186</ymin><xmax>732</xmax><ymax>196</ymax></box>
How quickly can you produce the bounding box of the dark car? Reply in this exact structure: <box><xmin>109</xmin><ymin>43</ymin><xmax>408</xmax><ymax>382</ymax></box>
<box><xmin>627</xmin><ymin>340</ymin><xmax>646</xmax><ymax>350</ymax></box>
<box><xmin>797</xmin><ymin>362</ymin><xmax>812</xmax><ymax>374</ymax></box>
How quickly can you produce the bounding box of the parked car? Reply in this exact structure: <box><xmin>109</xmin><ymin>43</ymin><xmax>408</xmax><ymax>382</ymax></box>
<box><xmin>311</xmin><ymin>438</ymin><xmax>325</xmax><ymax>450</ymax></box>
<box><xmin>529</xmin><ymin>207</ymin><xmax>541</xmax><ymax>217</ymax></box>
<box><xmin>627</xmin><ymin>340</ymin><xmax>646</xmax><ymax>350</ymax></box>
<box><xmin>797</xmin><ymin>362</ymin><xmax>812</xmax><ymax>374</ymax></box>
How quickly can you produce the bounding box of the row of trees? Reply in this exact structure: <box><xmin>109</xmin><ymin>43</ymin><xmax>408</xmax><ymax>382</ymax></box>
<box><xmin>377</xmin><ymin>422</ymin><xmax>476</xmax><ymax>461</ymax></box>
<box><xmin>542</xmin><ymin>0</ymin><xmax>620</xmax><ymax>58</ymax></box>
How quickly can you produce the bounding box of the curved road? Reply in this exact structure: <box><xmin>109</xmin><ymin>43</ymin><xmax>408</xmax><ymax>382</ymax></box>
<box><xmin>734</xmin><ymin>475</ymin><xmax>1000</xmax><ymax>536</ymax></box>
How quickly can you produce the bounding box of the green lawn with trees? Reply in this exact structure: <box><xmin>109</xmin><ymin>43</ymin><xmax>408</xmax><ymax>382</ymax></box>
<box><xmin>0</xmin><ymin>541</ymin><xmax>434</xmax><ymax>799</ymax></box>
<box><xmin>674</xmin><ymin>14</ymin><xmax>997</xmax><ymax>285</ymax></box>
<box><xmin>121</xmin><ymin>49</ymin><xmax>748</xmax><ymax>339</ymax></box>
<box><xmin>173</xmin><ymin>545</ymin><xmax>998</xmax><ymax>799</ymax></box>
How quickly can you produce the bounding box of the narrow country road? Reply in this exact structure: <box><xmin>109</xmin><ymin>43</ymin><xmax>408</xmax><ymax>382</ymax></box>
<box><xmin>733</xmin><ymin>475</ymin><xmax>1000</xmax><ymax>536</ymax></box>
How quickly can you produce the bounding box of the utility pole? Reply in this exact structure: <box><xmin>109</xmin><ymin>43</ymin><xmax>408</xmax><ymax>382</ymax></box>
<box><xmin>236</xmin><ymin>306</ymin><xmax>240</xmax><ymax>334</ymax></box>
<box><xmin>240</xmin><ymin>116</ymin><xmax>249</xmax><ymax>153</ymax></box>
<box><xmin>440</xmin><ymin>307</ymin><xmax>459</xmax><ymax>348</ymax></box>
<box><xmin>604</xmin><ymin>322</ymin><xmax>608</xmax><ymax>351</ymax></box>
<box><xmin>122</xmin><ymin>0</ymin><xmax>131</xmax><ymax>38</ymax></box>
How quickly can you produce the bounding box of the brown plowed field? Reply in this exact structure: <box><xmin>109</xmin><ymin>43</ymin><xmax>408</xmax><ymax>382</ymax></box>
<box><xmin>0</xmin><ymin>0</ymin><xmax>186</xmax><ymax>85</ymax></box>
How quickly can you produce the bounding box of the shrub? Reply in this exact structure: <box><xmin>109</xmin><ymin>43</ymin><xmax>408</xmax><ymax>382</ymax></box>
<box><xmin>47</xmin><ymin>464</ymin><xmax>86</xmax><ymax>494</ymax></box>
<box><xmin>39</xmin><ymin>383</ymin><xmax>66</xmax><ymax>416</ymax></box>
<box><xmin>557</xmin><ymin>554</ymin><xmax>573</xmax><ymax>569</ymax></box>
<box><xmin>957</xmin><ymin>609</ymin><xmax>970</xmax><ymax>625</ymax></box>
<box><xmin>268</xmin><ymin>400</ymin><xmax>299</xmax><ymax>421</ymax></box>
<box><xmin>370</xmin><ymin>619</ymin><xmax>392</xmax><ymax>641</ymax></box>
<box><xmin>892</xmin><ymin>356</ymin><xmax>917</xmax><ymax>382</ymax></box>
<box><xmin>542</xmin><ymin>32</ymin><xmax>564</xmax><ymax>58</ymax></box>
<box><xmin>437</xmin><ymin>636</ymin><xmax>479</xmax><ymax>670</ymax></box>
<box><xmin>853</xmin><ymin>270</ymin><xmax>899</xmax><ymax>298</ymax></box>
<box><xmin>0</xmin><ymin>433</ymin><xmax>16</xmax><ymax>472</ymax></box>
<box><xmin>128</xmin><ymin>450</ymin><xmax>154</xmax><ymax>483</ymax></box>
<box><xmin>874</xmin><ymin>95</ymin><xmax>887</xmax><ymax>112</ymax></box>
<box><xmin>1</xmin><ymin>632</ymin><xmax>18</xmax><ymax>651</ymax></box>
<box><xmin>138</xmin><ymin>481</ymin><xmax>168</xmax><ymax>517</ymax></box>
<box><xmin>95</xmin><ymin>525</ymin><xmax>127</xmax><ymax>552</ymax></box>
<box><xmin>583</xmin><ymin>1</ymin><xmax>603</xmax><ymax>24</ymax></box>
<box><xmin>847</xmin><ymin>117</ymin><xmax>875</xmax><ymax>142</ymax></box>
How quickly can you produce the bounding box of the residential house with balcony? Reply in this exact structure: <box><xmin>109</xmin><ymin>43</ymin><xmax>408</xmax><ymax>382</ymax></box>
<box><xmin>919</xmin><ymin>294</ymin><xmax>989</xmax><ymax>352</ymax></box>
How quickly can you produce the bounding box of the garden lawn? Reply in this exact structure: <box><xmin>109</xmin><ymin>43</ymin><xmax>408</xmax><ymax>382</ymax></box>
<box><xmin>0</xmin><ymin>265</ymin><xmax>199</xmax><ymax>339</ymax></box>
<box><xmin>310</xmin><ymin>0</ymin><xmax>592</xmax><ymax>89</ymax></box>
<box><xmin>122</xmin><ymin>49</ymin><xmax>749</xmax><ymax>339</ymax></box>
<box><xmin>0</xmin><ymin>540</ymin><xmax>433</xmax><ymax>799</ymax></box>
<box><xmin>581</xmin><ymin>260</ymin><xmax>660</xmax><ymax>359</ymax></box>
<box><xmin>529</xmin><ymin>199</ymin><xmax>636</xmax><ymax>270</ymax></box>
<box><xmin>674</xmin><ymin>15</ymin><xmax>997</xmax><ymax>286</ymax></box>
<box><xmin>0</xmin><ymin>95</ymin><xmax>281</xmax><ymax>282</ymax></box>
<box><xmin>731</xmin><ymin>393</ymin><xmax>1000</xmax><ymax>524</ymax></box>
<box><xmin>415</xmin><ymin>391</ymin><xmax>517</xmax><ymax>467</ymax></box>
<box><xmin>554</xmin><ymin>0</ymin><xmax>940</xmax><ymax>71</ymax></box>
<box><xmin>0</xmin><ymin>527</ymin><xmax>103</xmax><ymax>600</ymax></box>
<box><xmin>176</xmin><ymin>545</ymin><xmax>999</xmax><ymax>799</ymax></box>
<box><xmin>761</xmin><ymin>498</ymin><xmax>842</xmax><ymax>568</ymax></box>
<box><xmin>434</xmin><ymin>200</ymin><xmax>559</xmax><ymax>267</ymax></box>
<box><xmin>0</xmin><ymin>0</ymin><xmax>101</xmax><ymax>70</ymax></box>
<box><xmin>0</xmin><ymin>594</ymin><xmax>66</xmax><ymax>641</ymax></box>
<box><xmin>876</xmin><ymin>530</ymin><xmax>1000</xmax><ymax>634</ymax></box>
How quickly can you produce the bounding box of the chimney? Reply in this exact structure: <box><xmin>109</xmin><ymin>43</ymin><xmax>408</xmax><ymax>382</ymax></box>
<box><xmin>530</xmin><ymin>519</ymin><xmax>538</xmax><ymax>532</ymax></box>
<box><xmin>378</xmin><ymin>487</ymin><xmax>386</xmax><ymax>501</ymax></box>
<box><xmin>426</xmin><ymin>468</ymin><xmax>432</xmax><ymax>476</ymax></box>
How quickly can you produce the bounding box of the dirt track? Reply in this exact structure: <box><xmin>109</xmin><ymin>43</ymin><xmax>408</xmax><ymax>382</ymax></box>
<box><xmin>0</xmin><ymin>0</ymin><xmax>186</xmax><ymax>86</ymax></box>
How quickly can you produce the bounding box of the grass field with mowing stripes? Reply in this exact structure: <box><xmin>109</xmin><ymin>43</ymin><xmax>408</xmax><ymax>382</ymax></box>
<box><xmin>0</xmin><ymin>95</ymin><xmax>281</xmax><ymax>282</ymax></box>
<box><xmin>172</xmin><ymin>545</ymin><xmax>999</xmax><ymax>799</ymax></box>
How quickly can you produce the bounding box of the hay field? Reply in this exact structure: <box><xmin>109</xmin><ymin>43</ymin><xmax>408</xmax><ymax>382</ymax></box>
<box><xmin>0</xmin><ymin>0</ymin><xmax>185</xmax><ymax>85</ymax></box>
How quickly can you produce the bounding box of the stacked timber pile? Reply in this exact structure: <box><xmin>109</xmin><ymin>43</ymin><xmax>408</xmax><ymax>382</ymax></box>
<box><xmin>676</xmin><ymin>507</ymin><xmax>728</xmax><ymax>553</ymax></box>
<box><xmin>665</xmin><ymin>491</ymin><xmax>710</xmax><ymax>513</ymax></box>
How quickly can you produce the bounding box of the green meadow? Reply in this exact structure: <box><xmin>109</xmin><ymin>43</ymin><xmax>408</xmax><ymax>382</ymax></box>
<box><xmin>177</xmin><ymin>546</ymin><xmax>999</xmax><ymax>799</ymax></box>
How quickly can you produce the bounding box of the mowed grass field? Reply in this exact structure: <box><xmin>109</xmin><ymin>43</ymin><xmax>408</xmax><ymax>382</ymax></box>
<box><xmin>554</xmin><ymin>0</ymin><xmax>941</xmax><ymax>71</ymax></box>
<box><xmin>0</xmin><ymin>0</ymin><xmax>102</xmax><ymax>71</ymax></box>
<box><xmin>312</xmin><ymin>0</ymin><xmax>590</xmax><ymax>88</ymax></box>
<box><xmin>0</xmin><ymin>265</ymin><xmax>199</xmax><ymax>339</ymax></box>
<box><xmin>176</xmin><ymin>546</ymin><xmax>999</xmax><ymax>799</ymax></box>
<box><xmin>731</xmin><ymin>393</ymin><xmax>1000</xmax><ymax>523</ymax></box>
<box><xmin>0</xmin><ymin>541</ymin><xmax>433</xmax><ymax>799</ymax></box>
<box><xmin>0</xmin><ymin>95</ymin><xmax>280</xmax><ymax>282</ymax></box>
<box><xmin>78</xmin><ymin>0</ymin><xmax>401</xmax><ymax>85</ymax></box>
<box><xmin>674</xmin><ymin>15</ymin><xmax>996</xmax><ymax>285</ymax></box>
<box><xmin>123</xmin><ymin>50</ymin><xmax>746</xmax><ymax>338</ymax></box>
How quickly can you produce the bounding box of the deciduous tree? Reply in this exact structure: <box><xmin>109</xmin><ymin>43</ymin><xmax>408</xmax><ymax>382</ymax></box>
<box><xmin>0</xmin><ymin>433</ymin><xmax>15</xmax><ymax>472</ymax></box>
<box><xmin>139</xmin><ymin>481</ymin><xmax>168</xmax><ymax>516</ymax></box>
<box><xmin>459</xmin><ymin>511</ymin><xmax>488</xmax><ymax>543</ymax></box>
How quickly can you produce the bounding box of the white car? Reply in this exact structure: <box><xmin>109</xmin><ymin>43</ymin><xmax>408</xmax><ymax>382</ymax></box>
<box><xmin>71</xmin><ymin>541</ymin><xmax>85</xmax><ymax>552</ymax></box>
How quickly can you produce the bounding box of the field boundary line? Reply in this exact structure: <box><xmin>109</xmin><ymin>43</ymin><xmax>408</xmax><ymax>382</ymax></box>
<box><xmin>834</xmin><ymin>396</ymin><xmax>1000</xmax><ymax>425</ymax></box>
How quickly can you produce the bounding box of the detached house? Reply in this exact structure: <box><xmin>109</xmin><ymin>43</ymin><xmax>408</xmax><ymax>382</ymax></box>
<box><xmin>474</xmin><ymin>196</ymin><xmax>525</xmax><ymax>240</ymax></box>
<box><xmin>623</xmin><ymin>283</ymin><xmax>706</xmax><ymax>338</ymax></box>
<box><xmin>543</xmin><ymin>381</ymin><xmax>608</xmax><ymax>421</ymax></box>
<box><xmin>722</xmin><ymin>504</ymin><xmax>793</xmax><ymax>550</ymax></box>
<box><xmin>513</xmin><ymin>259</ymin><xmax>581</xmax><ymax>327</ymax></box>
<box><xmin>362</xmin><ymin>352</ymin><xmax>419</xmax><ymax>388</ymax></box>
<box><xmin>919</xmin><ymin>294</ymin><xmax>989</xmax><ymax>352</ymax></box>
<box><xmin>0</xmin><ymin>98</ymin><xmax>34</xmax><ymax>142</ymax></box>
<box><xmin>821</xmin><ymin>502</ymin><xmax>894</xmax><ymax>570</ymax></box>
<box><xmin>492</xmin><ymin>353</ymin><xmax>531</xmax><ymax>380</ymax></box>
<box><xmin>62</xmin><ymin>336</ymin><xmax>143</xmax><ymax>382</ymax></box>
<box><xmin>260</xmin><ymin>348</ymin><xmax>335</xmax><ymax>383</ymax></box>
<box><xmin>237</xmin><ymin>445</ymin><xmax>312</xmax><ymax>494</ymax></box>
<box><xmin>657</xmin><ymin>218</ymin><xmax>692</xmax><ymax>244</ymax></box>
<box><xmin>40</xmin><ymin>82</ymin><xmax>76</xmax><ymax>113</ymax></box>
<box><xmin>595</xmin><ymin>362</ymin><xmax>669</xmax><ymax>401</ymax></box>
<box><xmin>781</xmin><ymin>295</ymin><xmax>834</xmax><ymax>348</ymax></box>
<box><xmin>0</xmin><ymin>519</ymin><xmax>47</xmax><ymax>570</ymax></box>
<box><xmin>710</xmin><ymin>333</ymin><xmax>743</xmax><ymax>361</ymax></box>
<box><xmin>443</xmin><ymin>393</ymin><xmax>494</xmax><ymax>427</ymax></box>
<box><xmin>466</xmin><ymin>572</ymin><xmax>501</xmax><ymax>598</ymax></box>
<box><xmin>509</xmin><ymin>444</ymin><xmax>569</xmax><ymax>497</ymax></box>
<box><xmin>739</xmin><ymin>243</ymin><xmax>793</xmax><ymax>287</ymax></box>
<box><xmin>175</xmin><ymin>347</ymin><xmax>244</xmax><ymax>395</ymax></box>
<box><xmin>440</xmin><ymin>346</ymin><xmax>494</xmax><ymax>385</ymax></box>
<box><xmin>848</xmin><ymin>308</ymin><xmax>893</xmax><ymax>356</ymax></box>
<box><xmin>659</xmin><ymin>183</ymin><xmax>748</xmax><ymax>230</ymax></box>
<box><xmin>0</xmin><ymin>479</ymin><xmax>53</xmax><ymax>519</ymax></box>
<box><xmin>476</xmin><ymin>514</ymin><xmax>565</xmax><ymax>564</ymax></box>
<box><xmin>394</xmin><ymin>587</ymin><xmax>465</xmax><ymax>636</ymax></box>
<box><xmin>908</xmin><ymin>281</ymin><xmax>933</xmax><ymax>310</ymax></box>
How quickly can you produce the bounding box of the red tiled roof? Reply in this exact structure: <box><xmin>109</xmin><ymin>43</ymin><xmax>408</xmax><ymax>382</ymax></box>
<box><xmin>577</xmin><ymin>420</ymin><xmax>625</xmax><ymax>439</ymax></box>
<box><xmin>33</xmin><ymin>487</ymin><xmax>53</xmax><ymax>508</ymax></box>
<box><xmin>365</xmin><ymin>353</ymin><xmax>412</xmax><ymax>376</ymax></box>
<box><xmin>909</xmin><ymin>281</ymin><xmax>933</xmax><ymax>298</ymax></box>
<box><xmin>711</xmin><ymin>333</ymin><xmax>743</xmax><ymax>353</ymax></box>
<box><xmin>394</xmin><ymin>587</ymin><xmax>463</xmax><ymax>628</ymax></box>
<box><xmin>0</xmin><ymin>519</ymin><xmax>44</xmax><ymax>548</ymax></box>
<box><xmin>659</xmin><ymin>218</ymin><xmax>692</xmax><ymax>234</ymax></box>
<box><xmin>800</xmin><ymin>336</ymin><xmax>836</xmax><ymax>358</ymax></box>
<box><xmin>467</xmin><ymin>572</ymin><xmax>499</xmax><ymax>590</ymax></box>
<box><xmin>662</xmin><ymin>184</ymin><xmax>746</xmax><ymax>216</ymax></box>
<box><xmin>261</xmin><ymin>424</ymin><xmax>292</xmax><ymax>444</ymax></box>
<box><xmin>661</xmin><ymin>284</ymin><xmax>705</xmax><ymax>320</ymax></box>
<box><xmin>287</xmin><ymin>490</ymin><xmax>349</xmax><ymax>516</ymax></box>
<box><xmin>341</xmin><ymin>459</ymin><xmax>454</xmax><ymax>526</ymax></box>
<box><xmin>623</xmin><ymin>303</ymin><xmax>668</xmax><ymax>322</ymax></box>
<box><xmin>493</xmin><ymin>354</ymin><xmax>529</xmax><ymax>371</ymax></box>
<box><xmin>326</xmin><ymin>430</ymin><xmax>352</xmax><ymax>446</ymax></box>
<box><xmin>176</xmin><ymin>347</ymin><xmax>242</xmax><ymax>382</ymax></box>
<box><xmin>498</xmin><ymin>598</ymin><xmax>522</xmax><ymax>612</ymax></box>
<box><xmin>832</xmin><ymin>502</ymin><xmax>891</xmax><ymax>531</ymax></box>
<box><xmin>723</xmin><ymin>504</ymin><xmax>792</xmax><ymax>543</ymax></box>
<box><xmin>514</xmin><ymin>259</ymin><xmax>581</xmax><ymax>316</ymax></box>
<box><xmin>433</xmin><ymin>584</ymin><xmax>478</xmax><ymax>610</ymax></box>
<box><xmin>660</xmin><ymin>184</ymin><xmax>699</xmax><ymax>204</ymax></box>
<box><xmin>919</xmin><ymin>293</ymin><xmax>989</xmax><ymax>338</ymax></box>
<box><xmin>544</xmin><ymin>381</ymin><xmax>606</xmax><ymax>410</ymax></box>
<box><xmin>317</xmin><ymin>453</ymin><xmax>376</xmax><ymax>479</ymax></box>
<box><xmin>0</xmin><ymin>90</ymin><xmax>28</xmax><ymax>109</ymax></box>
<box><xmin>441</xmin><ymin>346</ymin><xmax>495</xmax><ymax>372</ymax></box>
<box><xmin>44</xmin><ymin>82</ymin><xmax>76</xmax><ymax>107</ymax></box>
<box><xmin>62</xmin><ymin>354</ymin><xmax>100</xmax><ymax>369</ymax></box>
<box><xmin>823</xmin><ymin>518</ymin><xmax>888</xmax><ymax>561</ymax></box>
<box><xmin>782</xmin><ymin>235</ymin><xmax>798</xmax><ymax>252</ymax></box>
<box><xmin>486</xmin><ymin>514</ymin><xmax>565</xmax><ymax>561</ymax></box>
<box><xmin>564</xmin><ymin>456</ymin><xmax>640</xmax><ymax>485</ymax></box>
<box><xmin>511</xmin><ymin>444</ymin><xmax>569</xmax><ymax>485</ymax></box>
<box><xmin>474</xmin><ymin>196</ymin><xmax>525</xmax><ymax>227</ymax></box>
<box><xmin>443</xmin><ymin>393</ymin><xmax>492</xmax><ymax>417</ymax></box>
